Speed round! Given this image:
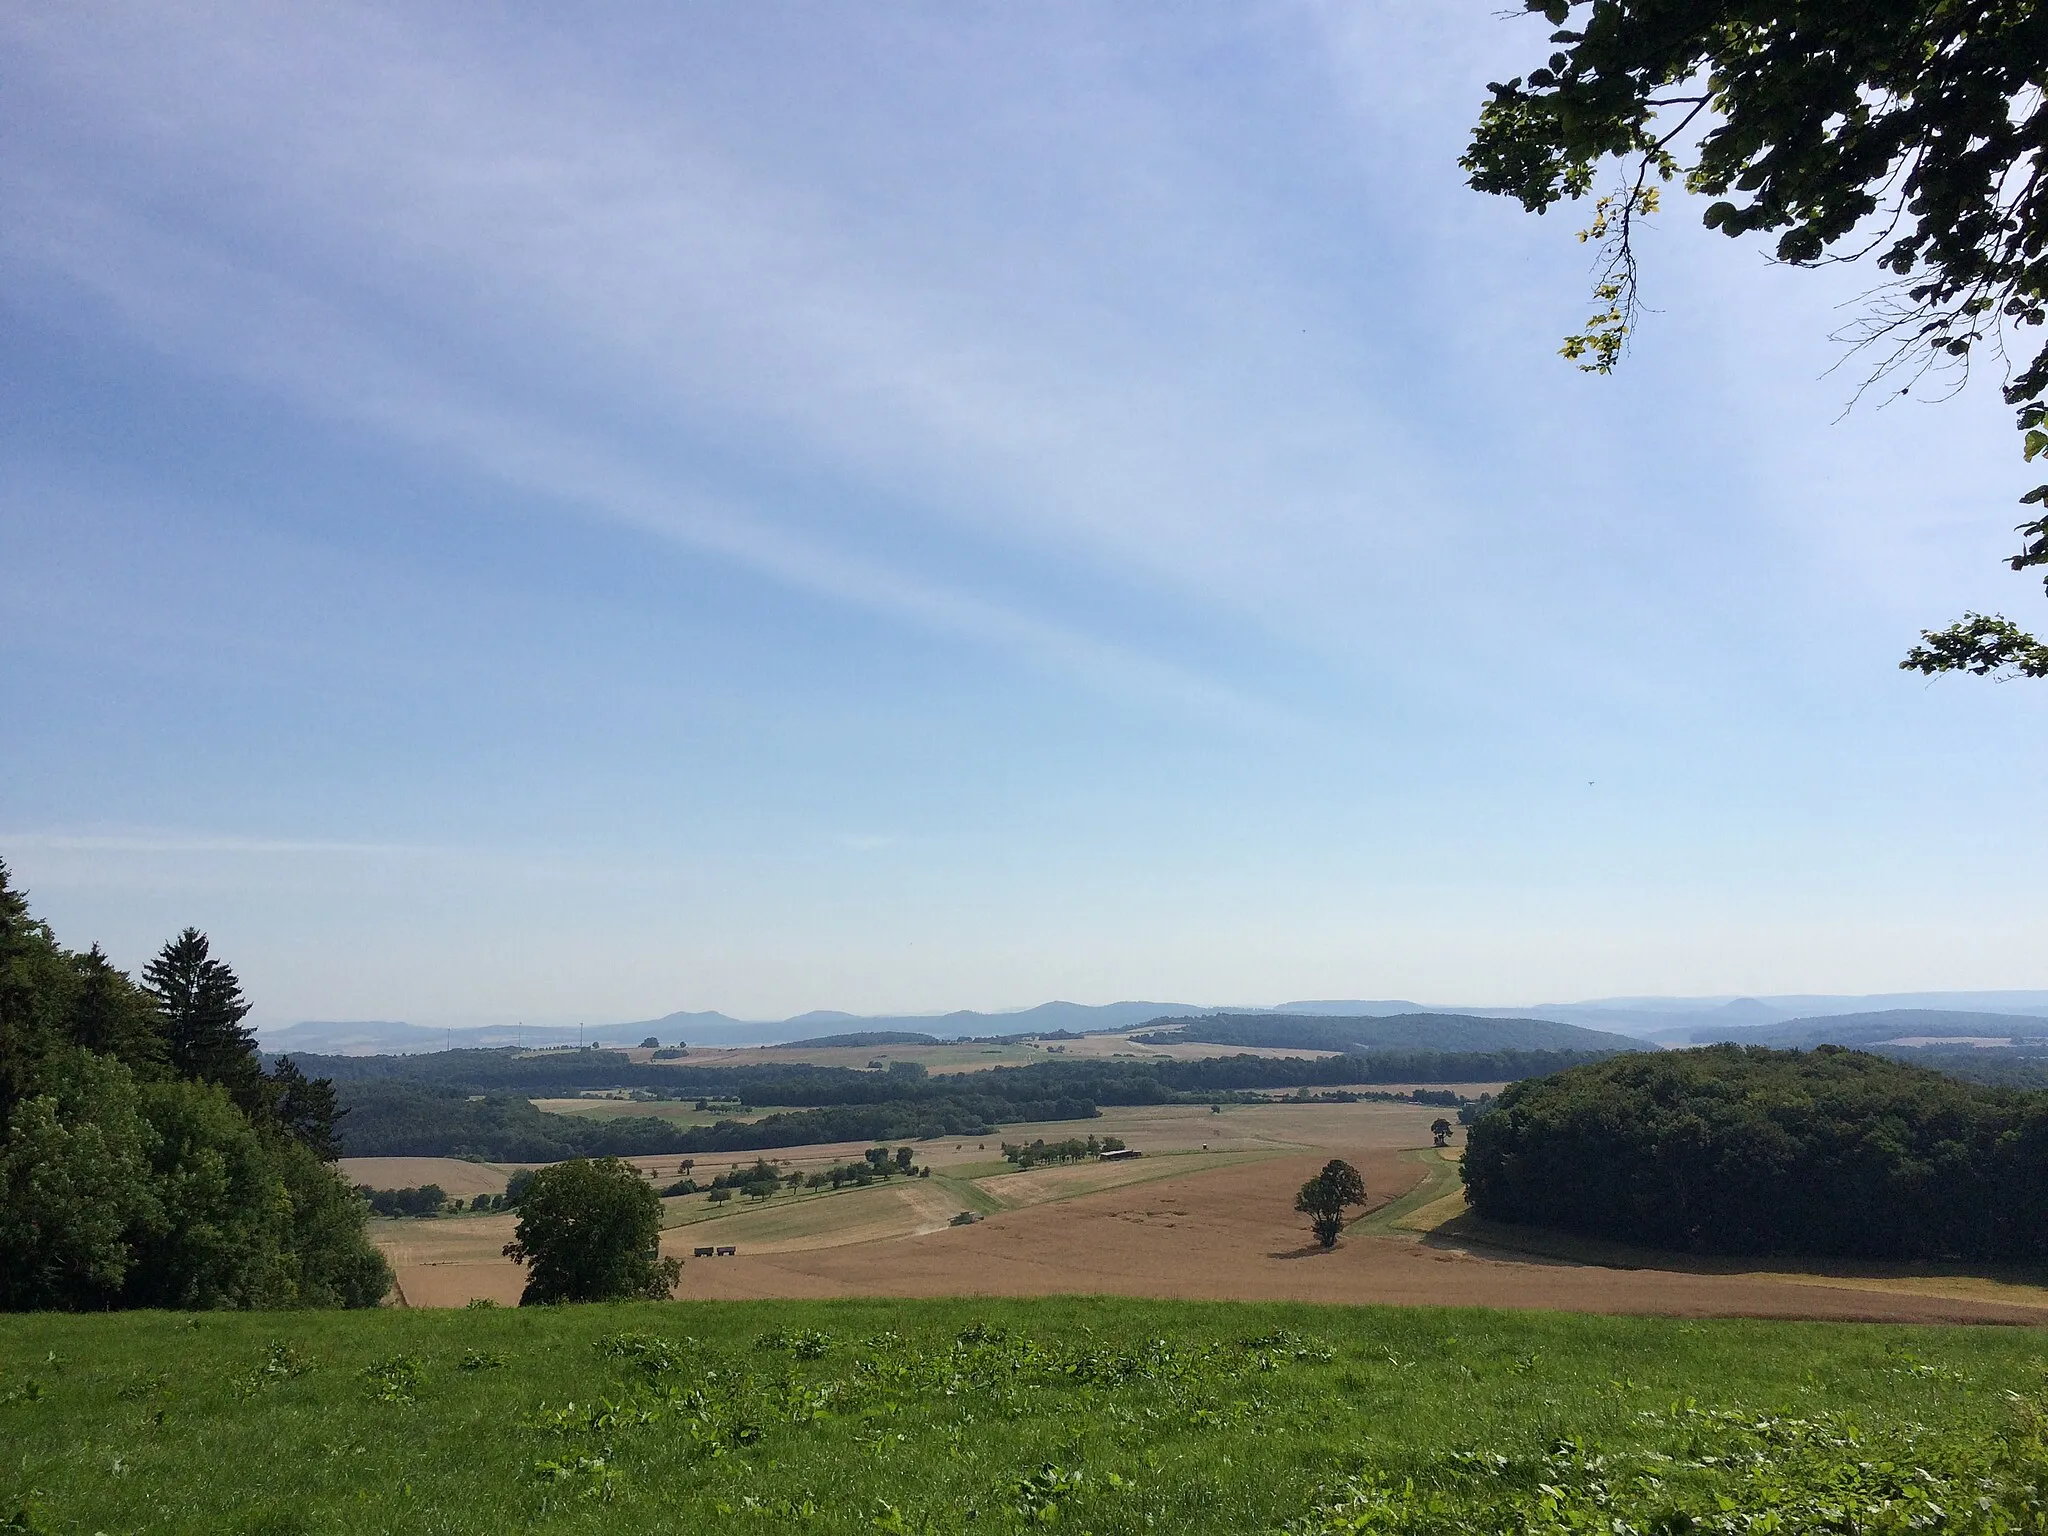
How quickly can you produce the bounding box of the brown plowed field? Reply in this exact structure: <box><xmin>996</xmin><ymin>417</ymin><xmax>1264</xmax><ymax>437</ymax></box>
<box><xmin>372</xmin><ymin>1100</ymin><xmax>2048</xmax><ymax>1322</ymax></box>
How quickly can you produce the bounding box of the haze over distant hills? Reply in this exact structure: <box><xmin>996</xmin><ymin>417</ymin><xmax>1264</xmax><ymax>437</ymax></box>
<box><xmin>1695</xmin><ymin>1009</ymin><xmax>2048</xmax><ymax>1050</ymax></box>
<box><xmin>259</xmin><ymin>989</ymin><xmax>2048</xmax><ymax>1056</ymax></box>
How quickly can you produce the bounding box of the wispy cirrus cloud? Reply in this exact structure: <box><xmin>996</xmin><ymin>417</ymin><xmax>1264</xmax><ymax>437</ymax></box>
<box><xmin>0</xmin><ymin>1</ymin><xmax>1467</xmax><ymax>724</ymax></box>
<box><xmin>2</xmin><ymin>832</ymin><xmax>426</xmax><ymax>857</ymax></box>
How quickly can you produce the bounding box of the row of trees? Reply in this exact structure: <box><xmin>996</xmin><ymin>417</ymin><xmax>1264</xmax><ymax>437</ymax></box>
<box><xmin>307</xmin><ymin>1044</ymin><xmax>1629</xmax><ymax>1107</ymax></box>
<box><xmin>1463</xmin><ymin>1046</ymin><xmax>2048</xmax><ymax>1259</ymax></box>
<box><xmin>0</xmin><ymin>862</ymin><xmax>389</xmax><ymax>1310</ymax></box>
<box><xmin>1001</xmin><ymin>1135</ymin><xmax>1127</xmax><ymax>1168</ymax></box>
<box><xmin>337</xmin><ymin>1079</ymin><xmax>1093</xmax><ymax>1160</ymax></box>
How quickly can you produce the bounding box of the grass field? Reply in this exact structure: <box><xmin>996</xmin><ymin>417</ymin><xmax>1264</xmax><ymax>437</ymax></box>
<box><xmin>5</xmin><ymin>1298</ymin><xmax>2046</xmax><ymax>1534</ymax></box>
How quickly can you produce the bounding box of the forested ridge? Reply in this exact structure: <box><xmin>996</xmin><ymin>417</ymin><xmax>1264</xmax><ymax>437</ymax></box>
<box><xmin>315</xmin><ymin>1046</ymin><xmax>1620</xmax><ymax>1157</ymax></box>
<box><xmin>1463</xmin><ymin>1046</ymin><xmax>2048</xmax><ymax>1260</ymax></box>
<box><xmin>1133</xmin><ymin>1011</ymin><xmax>1646</xmax><ymax>1053</ymax></box>
<box><xmin>0</xmin><ymin>863</ymin><xmax>389</xmax><ymax>1310</ymax></box>
<box><xmin>337</xmin><ymin>1084</ymin><xmax>1095</xmax><ymax>1160</ymax></box>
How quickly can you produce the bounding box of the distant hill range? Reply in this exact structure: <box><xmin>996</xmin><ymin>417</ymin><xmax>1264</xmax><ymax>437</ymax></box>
<box><xmin>1132</xmin><ymin>1012</ymin><xmax>1649</xmax><ymax>1054</ymax></box>
<box><xmin>260</xmin><ymin>990</ymin><xmax>2048</xmax><ymax>1057</ymax></box>
<box><xmin>779</xmin><ymin>1031</ymin><xmax>942</xmax><ymax>1049</ymax></box>
<box><xmin>1696</xmin><ymin>1009</ymin><xmax>2048</xmax><ymax>1050</ymax></box>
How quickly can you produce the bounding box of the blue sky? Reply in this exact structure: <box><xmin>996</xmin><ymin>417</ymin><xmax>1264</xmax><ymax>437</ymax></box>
<box><xmin>5</xmin><ymin>2</ymin><xmax>2044</xmax><ymax>1027</ymax></box>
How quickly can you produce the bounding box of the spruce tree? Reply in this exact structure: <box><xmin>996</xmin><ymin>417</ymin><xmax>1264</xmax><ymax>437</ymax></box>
<box><xmin>67</xmin><ymin>944</ymin><xmax>166</xmax><ymax>1071</ymax></box>
<box><xmin>268</xmin><ymin>1055</ymin><xmax>344</xmax><ymax>1160</ymax></box>
<box><xmin>143</xmin><ymin>928</ymin><xmax>265</xmax><ymax>1116</ymax></box>
<box><xmin>0</xmin><ymin>860</ymin><xmax>74</xmax><ymax>1131</ymax></box>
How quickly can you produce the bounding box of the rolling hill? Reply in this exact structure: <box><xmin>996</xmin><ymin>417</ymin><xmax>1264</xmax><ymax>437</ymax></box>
<box><xmin>1130</xmin><ymin>1011</ymin><xmax>1649</xmax><ymax>1054</ymax></box>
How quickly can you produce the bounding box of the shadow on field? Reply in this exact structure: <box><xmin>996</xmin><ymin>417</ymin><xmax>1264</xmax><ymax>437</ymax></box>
<box><xmin>1420</xmin><ymin>1211</ymin><xmax>2048</xmax><ymax>1292</ymax></box>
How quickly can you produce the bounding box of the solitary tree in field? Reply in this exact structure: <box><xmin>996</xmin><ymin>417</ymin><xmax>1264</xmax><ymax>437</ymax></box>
<box><xmin>1464</xmin><ymin>0</ymin><xmax>2048</xmax><ymax>679</ymax></box>
<box><xmin>1432</xmin><ymin>1118</ymin><xmax>1454</xmax><ymax>1148</ymax></box>
<box><xmin>1295</xmin><ymin>1159</ymin><xmax>1368</xmax><ymax>1249</ymax></box>
<box><xmin>501</xmin><ymin>1156</ymin><xmax>680</xmax><ymax>1304</ymax></box>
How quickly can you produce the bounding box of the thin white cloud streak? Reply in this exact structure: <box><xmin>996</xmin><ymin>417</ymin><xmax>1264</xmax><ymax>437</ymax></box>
<box><xmin>3</xmin><ymin>832</ymin><xmax>422</xmax><ymax>856</ymax></box>
<box><xmin>3</xmin><ymin>172</ymin><xmax>1274</xmax><ymax>726</ymax></box>
<box><xmin>0</xmin><ymin>2</ymin><xmax>1482</xmax><ymax>710</ymax></box>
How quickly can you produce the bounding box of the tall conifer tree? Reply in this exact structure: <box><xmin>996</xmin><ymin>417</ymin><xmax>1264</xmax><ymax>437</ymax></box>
<box><xmin>143</xmin><ymin>928</ymin><xmax>265</xmax><ymax>1116</ymax></box>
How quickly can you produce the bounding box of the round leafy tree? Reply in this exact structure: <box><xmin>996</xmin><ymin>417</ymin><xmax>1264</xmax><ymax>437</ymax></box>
<box><xmin>1295</xmin><ymin>1158</ymin><xmax>1368</xmax><ymax>1249</ymax></box>
<box><xmin>501</xmin><ymin>1156</ymin><xmax>680</xmax><ymax>1304</ymax></box>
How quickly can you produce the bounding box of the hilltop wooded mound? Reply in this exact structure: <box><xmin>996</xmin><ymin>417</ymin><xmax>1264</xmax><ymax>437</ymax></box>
<box><xmin>1463</xmin><ymin>1046</ymin><xmax>2048</xmax><ymax>1260</ymax></box>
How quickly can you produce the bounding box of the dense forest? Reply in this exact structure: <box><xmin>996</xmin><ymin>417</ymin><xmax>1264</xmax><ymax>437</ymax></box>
<box><xmin>311</xmin><ymin>1046</ymin><xmax>1620</xmax><ymax>1158</ymax></box>
<box><xmin>338</xmin><ymin>1083</ymin><xmax>1093</xmax><ymax>1159</ymax></box>
<box><xmin>1462</xmin><ymin>1046</ymin><xmax>2048</xmax><ymax>1260</ymax></box>
<box><xmin>0</xmin><ymin>863</ymin><xmax>389</xmax><ymax>1310</ymax></box>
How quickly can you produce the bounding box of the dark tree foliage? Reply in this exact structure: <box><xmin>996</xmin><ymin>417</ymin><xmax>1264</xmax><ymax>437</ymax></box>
<box><xmin>1463</xmin><ymin>1045</ymin><xmax>2048</xmax><ymax>1259</ymax></box>
<box><xmin>1295</xmin><ymin>1158</ymin><xmax>1368</xmax><ymax>1248</ymax></box>
<box><xmin>502</xmin><ymin>1156</ymin><xmax>680</xmax><ymax>1305</ymax></box>
<box><xmin>267</xmin><ymin>1056</ymin><xmax>345</xmax><ymax>1160</ymax></box>
<box><xmin>67</xmin><ymin>944</ymin><xmax>165</xmax><ymax>1069</ymax></box>
<box><xmin>1463</xmin><ymin>0</ymin><xmax>2048</xmax><ymax>675</ymax></box>
<box><xmin>334</xmin><ymin>1080</ymin><xmax>1086</xmax><ymax>1159</ymax></box>
<box><xmin>0</xmin><ymin>860</ymin><xmax>76</xmax><ymax>1131</ymax></box>
<box><xmin>303</xmin><ymin>1044</ymin><xmax>1617</xmax><ymax>1112</ymax></box>
<box><xmin>144</xmin><ymin>929</ymin><xmax>266</xmax><ymax>1116</ymax></box>
<box><xmin>0</xmin><ymin>865</ymin><xmax>386</xmax><ymax>1311</ymax></box>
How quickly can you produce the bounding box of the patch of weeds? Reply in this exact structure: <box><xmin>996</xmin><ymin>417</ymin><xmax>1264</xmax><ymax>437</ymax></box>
<box><xmin>1012</xmin><ymin>1463</ymin><xmax>1085</xmax><ymax>1525</ymax></box>
<box><xmin>237</xmin><ymin>1341</ymin><xmax>313</xmax><ymax>1397</ymax></box>
<box><xmin>596</xmin><ymin>1331</ymin><xmax>691</xmax><ymax>1376</ymax></box>
<box><xmin>1238</xmin><ymin>1329</ymin><xmax>1334</xmax><ymax>1363</ymax></box>
<box><xmin>0</xmin><ymin>1379</ymin><xmax>47</xmax><ymax>1407</ymax></box>
<box><xmin>756</xmin><ymin>1328</ymin><xmax>834</xmax><ymax>1360</ymax></box>
<box><xmin>0</xmin><ymin>1493</ymin><xmax>53</xmax><ymax>1533</ymax></box>
<box><xmin>459</xmin><ymin>1350</ymin><xmax>507</xmax><ymax>1371</ymax></box>
<box><xmin>116</xmin><ymin>1371</ymin><xmax>172</xmax><ymax>1404</ymax></box>
<box><xmin>531</xmin><ymin>1454</ymin><xmax>621</xmax><ymax>1501</ymax></box>
<box><xmin>733</xmin><ymin>1493</ymin><xmax>821</xmax><ymax>1520</ymax></box>
<box><xmin>1286</xmin><ymin>1396</ymin><xmax>2048</xmax><ymax>1534</ymax></box>
<box><xmin>464</xmin><ymin>1296</ymin><xmax>500</xmax><ymax>1310</ymax></box>
<box><xmin>1885</xmin><ymin>1344</ymin><xmax>1968</xmax><ymax>1385</ymax></box>
<box><xmin>360</xmin><ymin>1355</ymin><xmax>425</xmax><ymax>1406</ymax></box>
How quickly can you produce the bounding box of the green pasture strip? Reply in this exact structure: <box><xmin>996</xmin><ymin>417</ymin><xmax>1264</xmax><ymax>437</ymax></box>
<box><xmin>927</xmin><ymin>1172</ymin><xmax>1006</xmax><ymax>1216</ymax></box>
<box><xmin>1358</xmin><ymin>1147</ymin><xmax>1463</xmax><ymax>1235</ymax></box>
<box><xmin>940</xmin><ymin>1159</ymin><xmax>1015</xmax><ymax>1180</ymax></box>
<box><xmin>4</xmin><ymin>1300</ymin><xmax>2044</xmax><ymax>1535</ymax></box>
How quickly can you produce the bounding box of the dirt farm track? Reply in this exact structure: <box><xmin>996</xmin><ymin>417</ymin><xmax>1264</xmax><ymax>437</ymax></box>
<box><xmin>363</xmin><ymin>1100</ymin><xmax>2048</xmax><ymax>1324</ymax></box>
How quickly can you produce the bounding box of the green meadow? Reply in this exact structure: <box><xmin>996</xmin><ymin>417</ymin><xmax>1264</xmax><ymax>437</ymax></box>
<box><xmin>4</xmin><ymin>1299</ymin><xmax>2046</xmax><ymax>1534</ymax></box>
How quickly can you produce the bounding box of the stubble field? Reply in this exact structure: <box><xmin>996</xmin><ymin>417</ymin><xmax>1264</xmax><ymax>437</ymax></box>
<box><xmin>359</xmin><ymin>1099</ymin><xmax>2048</xmax><ymax>1322</ymax></box>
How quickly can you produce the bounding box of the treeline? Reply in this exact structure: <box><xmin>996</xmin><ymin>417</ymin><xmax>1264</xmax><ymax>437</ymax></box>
<box><xmin>0</xmin><ymin>862</ymin><xmax>389</xmax><ymax>1311</ymax></box>
<box><xmin>310</xmin><ymin>1045</ymin><xmax>1612</xmax><ymax>1108</ymax></box>
<box><xmin>337</xmin><ymin>1080</ymin><xmax>1092</xmax><ymax>1159</ymax></box>
<box><xmin>1463</xmin><ymin>1045</ymin><xmax>2048</xmax><ymax>1261</ymax></box>
<box><xmin>1878</xmin><ymin>1045</ymin><xmax>2048</xmax><ymax>1090</ymax></box>
<box><xmin>324</xmin><ymin>1046</ymin><xmax>1612</xmax><ymax>1158</ymax></box>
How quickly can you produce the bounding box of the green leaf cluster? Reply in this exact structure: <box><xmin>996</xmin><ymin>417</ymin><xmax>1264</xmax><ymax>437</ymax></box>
<box><xmin>1463</xmin><ymin>0</ymin><xmax>2048</xmax><ymax>671</ymax></box>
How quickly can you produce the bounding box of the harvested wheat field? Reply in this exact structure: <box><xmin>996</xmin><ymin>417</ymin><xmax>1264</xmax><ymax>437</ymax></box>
<box><xmin>370</xmin><ymin>1098</ymin><xmax>2048</xmax><ymax>1322</ymax></box>
<box><xmin>337</xmin><ymin>1156</ymin><xmax>524</xmax><ymax>1196</ymax></box>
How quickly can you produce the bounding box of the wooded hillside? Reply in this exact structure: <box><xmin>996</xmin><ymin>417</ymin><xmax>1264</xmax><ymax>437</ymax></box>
<box><xmin>1463</xmin><ymin>1046</ymin><xmax>2048</xmax><ymax>1260</ymax></box>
